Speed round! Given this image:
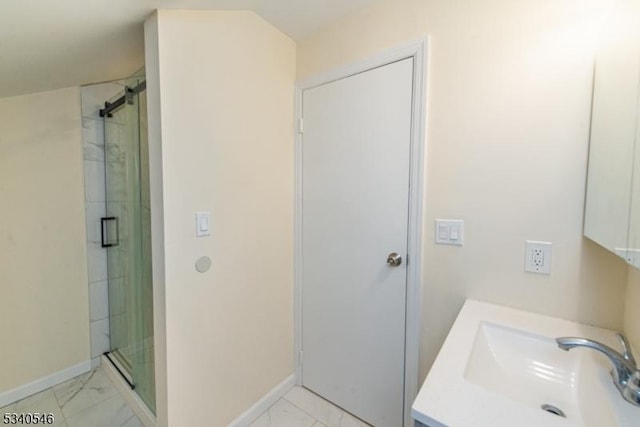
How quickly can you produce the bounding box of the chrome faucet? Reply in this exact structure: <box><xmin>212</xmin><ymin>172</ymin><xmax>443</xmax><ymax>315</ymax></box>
<box><xmin>556</xmin><ymin>333</ymin><xmax>640</xmax><ymax>406</ymax></box>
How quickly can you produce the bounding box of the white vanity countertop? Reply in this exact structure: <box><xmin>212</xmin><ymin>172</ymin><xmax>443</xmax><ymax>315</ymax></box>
<box><xmin>411</xmin><ymin>299</ymin><xmax>639</xmax><ymax>427</ymax></box>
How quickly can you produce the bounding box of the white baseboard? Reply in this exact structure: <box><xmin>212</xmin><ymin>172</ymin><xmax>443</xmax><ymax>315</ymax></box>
<box><xmin>101</xmin><ymin>355</ymin><xmax>156</xmax><ymax>427</ymax></box>
<box><xmin>228</xmin><ymin>374</ymin><xmax>296</xmax><ymax>427</ymax></box>
<box><xmin>0</xmin><ymin>361</ymin><xmax>91</xmax><ymax>408</ymax></box>
<box><xmin>91</xmin><ymin>356</ymin><xmax>102</xmax><ymax>369</ymax></box>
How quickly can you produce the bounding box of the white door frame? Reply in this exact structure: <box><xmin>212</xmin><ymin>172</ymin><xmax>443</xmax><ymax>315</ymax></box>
<box><xmin>294</xmin><ymin>38</ymin><xmax>428</xmax><ymax>427</ymax></box>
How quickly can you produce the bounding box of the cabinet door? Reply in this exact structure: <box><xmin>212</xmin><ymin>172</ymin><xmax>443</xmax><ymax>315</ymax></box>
<box><xmin>626</xmin><ymin>53</ymin><xmax>640</xmax><ymax>268</ymax></box>
<box><xmin>584</xmin><ymin>34</ymin><xmax>640</xmax><ymax>261</ymax></box>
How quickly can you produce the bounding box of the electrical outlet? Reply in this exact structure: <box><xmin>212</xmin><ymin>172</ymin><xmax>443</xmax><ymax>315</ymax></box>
<box><xmin>532</xmin><ymin>247</ymin><xmax>544</xmax><ymax>267</ymax></box>
<box><xmin>525</xmin><ymin>241</ymin><xmax>552</xmax><ymax>274</ymax></box>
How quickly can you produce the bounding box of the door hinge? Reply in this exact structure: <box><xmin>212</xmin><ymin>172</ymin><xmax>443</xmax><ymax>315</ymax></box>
<box><xmin>298</xmin><ymin>118</ymin><xmax>304</xmax><ymax>134</ymax></box>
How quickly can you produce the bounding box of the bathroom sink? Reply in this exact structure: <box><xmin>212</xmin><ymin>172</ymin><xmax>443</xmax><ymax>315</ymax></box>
<box><xmin>412</xmin><ymin>300</ymin><xmax>638</xmax><ymax>427</ymax></box>
<box><xmin>464</xmin><ymin>322</ymin><xmax>615</xmax><ymax>426</ymax></box>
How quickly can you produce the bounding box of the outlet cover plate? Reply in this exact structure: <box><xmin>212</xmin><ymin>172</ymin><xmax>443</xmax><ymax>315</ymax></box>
<box><xmin>525</xmin><ymin>241</ymin><xmax>552</xmax><ymax>274</ymax></box>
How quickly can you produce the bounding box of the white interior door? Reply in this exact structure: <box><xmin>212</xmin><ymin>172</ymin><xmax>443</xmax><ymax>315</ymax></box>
<box><xmin>301</xmin><ymin>57</ymin><xmax>414</xmax><ymax>427</ymax></box>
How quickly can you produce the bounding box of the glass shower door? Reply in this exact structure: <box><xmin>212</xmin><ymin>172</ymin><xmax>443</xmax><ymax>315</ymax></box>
<box><xmin>103</xmin><ymin>76</ymin><xmax>155</xmax><ymax>412</ymax></box>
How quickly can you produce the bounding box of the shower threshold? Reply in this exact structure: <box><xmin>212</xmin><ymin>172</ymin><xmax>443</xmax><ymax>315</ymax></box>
<box><xmin>104</xmin><ymin>350</ymin><xmax>135</xmax><ymax>390</ymax></box>
<box><xmin>101</xmin><ymin>355</ymin><xmax>156</xmax><ymax>427</ymax></box>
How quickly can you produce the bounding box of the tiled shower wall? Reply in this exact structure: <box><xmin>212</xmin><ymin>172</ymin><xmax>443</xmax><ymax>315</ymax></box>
<box><xmin>81</xmin><ymin>82</ymin><xmax>126</xmax><ymax>367</ymax></box>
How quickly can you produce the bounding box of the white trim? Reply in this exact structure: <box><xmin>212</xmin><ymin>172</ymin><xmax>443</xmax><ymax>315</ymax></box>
<box><xmin>404</xmin><ymin>37</ymin><xmax>428</xmax><ymax>427</ymax></box>
<box><xmin>294</xmin><ymin>38</ymin><xmax>428</xmax><ymax>427</ymax></box>
<box><xmin>91</xmin><ymin>356</ymin><xmax>103</xmax><ymax>369</ymax></box>
<box><xmin>228</xmin><ymin>374</ymin><xmax>296</xmax><ymax>427</ymax></box>
<box><xmin>101</xmin><ymin>355</ymin><xmax>156</xmax><ymax>427</ymax></box>
<box><xmin>293</xmin><ymin>78</ymin><xmax>304</xmax><ymax>386</ymax></box>
<box><xmin>0</xmin><ymin>360</ymin><xmax>91</xmax><ymax>408</ymax></box>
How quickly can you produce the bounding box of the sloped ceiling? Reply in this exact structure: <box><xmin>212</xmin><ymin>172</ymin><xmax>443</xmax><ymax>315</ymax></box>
<box><xmin>0</xmin><ymin>0</ymin><xmax>377</xmax><ymax>98</ymax></box>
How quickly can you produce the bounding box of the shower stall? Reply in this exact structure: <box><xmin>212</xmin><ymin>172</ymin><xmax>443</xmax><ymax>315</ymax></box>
<box><xmin>99</xmin><ymin>71</ymin><xmax>155</xmax><ymax>413</ymax></box>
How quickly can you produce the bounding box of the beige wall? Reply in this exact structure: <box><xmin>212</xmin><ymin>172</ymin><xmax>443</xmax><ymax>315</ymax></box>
<box><xmin>0</xmin><ymin>87</ymin><xmax>90</xmax><ymax>392</ymax></box>
<box><xmin>145</xmin><ymin>10</ymin><xmax>295</xmax><ymax>426</ymax></box>
<box><xmin>625</xmin><ymin>268</ymin><xmax>640</xmax><ymax>353</ymax></box>
<box><xmin>297</xmin><ymin>0</ymin><xmax>629</xmax><ymax>380</ymax></box>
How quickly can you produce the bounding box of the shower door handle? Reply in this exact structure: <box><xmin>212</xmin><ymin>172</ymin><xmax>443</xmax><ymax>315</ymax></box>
<box><xmin>101</xmin><ymin>217</ymin><xmax>119</xmax><ymax>248</ymax></box>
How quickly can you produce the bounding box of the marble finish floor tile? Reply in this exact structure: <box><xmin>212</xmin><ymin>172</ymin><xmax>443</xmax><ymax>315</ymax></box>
<box><xmin>249</xmin><ymin>399</ymin><xmax>316</xmax><ymax>427</ymax></box>
<box><xmin>1</xmin><ymin>389</ymin><xmax>66</xmax><ymax>427</ymax></box>
<box><xmin>65</xmin><ymin>393</ymin><xmax>137</xmax><ymax>427</ymax></box>
<box><xmin>53</xmin><ymin>367</ymin><xmax>119</xmax><ymax>419</ymax></box>
<box><xmin>283</xmin><ymin>387</ymin><xmax>371</xmax><ymax>427</ymax></box>
<box><xmin>122</xmin><ymin>415</ymin><xmax>144</xmax><ymax>427</ymax></box>
<box><xmin>1</xmin><ymin>367</ymin><xmax>143</xmax><ymax>427</ymax></box>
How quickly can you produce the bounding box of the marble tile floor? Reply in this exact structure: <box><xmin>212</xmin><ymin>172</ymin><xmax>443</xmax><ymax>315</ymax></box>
<box><xmin>250</xmin><ymin>386</ymin><xmax>372</xmax><ymax>427</ymax></box>
<box><xmin>1</xmin><ymin>367</ymin><xmax>142</xmax><ymax>427</ymax></box>
<box><xmin>2</xmin><ymin>370</ymin><xmax>372</xmax><ymax>427</ymax></box>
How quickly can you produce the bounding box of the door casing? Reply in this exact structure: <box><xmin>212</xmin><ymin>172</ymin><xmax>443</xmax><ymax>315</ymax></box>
<box><xmin>293</xmin><ymin>38</ymin><xmax>428</xmax><ymax>427</ymax></box>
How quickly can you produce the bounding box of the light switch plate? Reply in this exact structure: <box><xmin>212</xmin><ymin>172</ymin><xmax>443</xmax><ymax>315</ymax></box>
<box><xmin>435</xmin><ymin>219</ymin><xmax>464</xmax><ymax>246</ymax></box>
<box><xmin>196</xmin><ymin>211</ymin><xmax>211</xmax><ymax>237</ymax></box>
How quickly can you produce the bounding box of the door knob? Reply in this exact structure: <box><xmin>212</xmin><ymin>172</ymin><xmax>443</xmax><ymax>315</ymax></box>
<box><xmin>387</xmin><ymin>252</ymin><xmax>402</xmax><ymax>267</ymax></box>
